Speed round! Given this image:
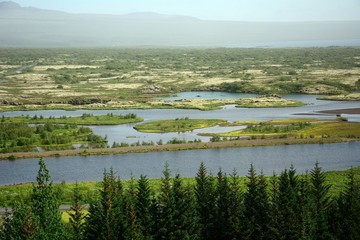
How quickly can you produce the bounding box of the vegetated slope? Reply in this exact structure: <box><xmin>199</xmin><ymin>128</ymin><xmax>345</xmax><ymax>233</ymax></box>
<box><xmin>1</xmin><ymin>1</ymin><xmax>360</xmax><ymax>47</ymax></box>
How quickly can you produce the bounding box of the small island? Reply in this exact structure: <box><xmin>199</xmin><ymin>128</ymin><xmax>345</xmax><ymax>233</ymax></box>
<box><xmin>133</xmin><ymin>118</ymin><xmax>227</xmax><ymax>133</ymax></box>
<box><xmin>235</xmin><ymin>95</ymin><xmax>305</xmax><ymax>108</ymax></box>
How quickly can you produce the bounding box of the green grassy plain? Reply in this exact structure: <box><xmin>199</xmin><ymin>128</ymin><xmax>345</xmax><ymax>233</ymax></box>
<box><xmin>1</xmin><ymin>113</ymin><xmax>143</xmax><ymax>125</ymax></box>
<box><xmin>204</xmin><ymin>119</ymin><xmax>360</xmax><ymax>139</ymax></box>
<box><xmin>134</xmin><ymin>118</ymin><xmax>227</xmax><ymax>133</ymax></box>
<box><xmin>0</xmin><ymin>47</ymin><xmax>359</xmax><ymax>111</ymax></box>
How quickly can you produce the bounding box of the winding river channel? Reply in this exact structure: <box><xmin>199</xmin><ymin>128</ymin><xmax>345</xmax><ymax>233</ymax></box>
<box><xmin>0</xmin><ymin>92</ymin><xmax>359</xmax><ymax>184</ymax></box>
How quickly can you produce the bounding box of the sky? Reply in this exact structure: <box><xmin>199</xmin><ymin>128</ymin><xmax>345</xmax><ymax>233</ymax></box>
<box><xmin>13</xmin><ymin>0</ymin><xmax>360</xmax><ymax>22</ymax></box>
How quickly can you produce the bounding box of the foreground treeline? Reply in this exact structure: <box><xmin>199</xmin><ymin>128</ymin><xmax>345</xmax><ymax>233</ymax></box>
<box><xmin>1</xmin><ymin>160</ymin><xmax>360</xmax><ymax>240</ymax></box>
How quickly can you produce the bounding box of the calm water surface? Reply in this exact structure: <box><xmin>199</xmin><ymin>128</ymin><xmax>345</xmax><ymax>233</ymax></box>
<box><xmin>0</xmin><ymin>142</ymin><xmax>359</xmax><ymax>185</ymax></box>
<box><xmin>0</xmin><ymin>93</ymin><xmax>359</xmax><ymax>185</ymax></box>
<box><xmin>1</xmin><ymin>93</ymin><xmax>359</xmax><ymax>144</ymax></box>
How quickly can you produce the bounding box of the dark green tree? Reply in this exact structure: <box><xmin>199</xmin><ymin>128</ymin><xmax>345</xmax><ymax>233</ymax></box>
<box><xmin>276</xmin><ymin>167</ymin><xmax>303</xmax><ymax>240</ymax></box>
<box><xmin>0</xmin><ymin>202</ymin><xmax>39</xmax><ymax>240</ymax></box>
<box><xmin>135</xmin><ymin>175</ymin><xmax>154</xmax><ymax>240</ymax></box>
<box><xmin>123</xmin><ymin>176</ymin><xmax>143</xmax><ymax>240</ymax></box>
<box><xmin>194</xmin><ymin>162</ymin><xmax>216</xmax><ymax>240</ymax></box>
<box><xmin>84</xmin><ymin>168</ymin><xmax>126</xmax><ymax>240</ymax></box>
<box><xmin>309</xmin><ymin>162</ymin><xmax>333</xmax><ymax>240</ymax></box>
<box><xmin>170</xmin><ymin>174</ymin><xmax>199</xmax><ymax>240</ymax></box>
<box><xmin>213</xmin><ymin>169</ymin><xmax>232</xmax><ymax>239</ymax></box>
<box><xmin>155</xmin><ymin>163</ymin><xmax>174</xmax><ymax>240</ymax></box>
<box><xmin>69</xmin><ymin>182</ymin><xmax>85</xmax><ymax>240</ymax></box>
<box><xmin>30</xmin><ymin>158</ymin><xmax>67</xmax><ymax>239</ymax></box>
<box><xmin>243</xmin><ymin>165</ymin><xmax>271</xmax><ymax>240</ymax></box>
<box><xmin>227</xmin><ymin>169</ymin><xmax>244</xmax><ymax>239</ymax></box>
<box><xmin>332</xmin><ymin>168</ymin><xmax>360</xmax><ymax>239</ymax></box>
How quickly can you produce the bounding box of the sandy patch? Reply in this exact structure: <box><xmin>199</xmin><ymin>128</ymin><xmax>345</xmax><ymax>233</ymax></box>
<box><xmin>33</xmin><ymin>65</ymin><xmax>99</xmax><ymax>71</ymax></box>
<box><xmin>100</xmin><ymin>83</ymin><xmax>143</xmax><ymax>89</ymax></box>
<box><xmin>0</xmin><ymin>65</ymin><xmax>20</xmax><ymax>70</ymax></box>
<box><xmin>310</xmin><ymin>69</ymin><xmax>360</xmax><ymax>75</ymax></box>
<box><xmin>199</xmin><ymin>78</ymin><xmax>238</xmax><ymax>86</ymax></box>
<box><xmin>8</xmin><ymin>73</ymin><xmax>49</xmax><ymax>81</ymax></box>
<box><xmin>246</xmin><ymin>70</ymin><xmax>264</xmax><ymax>74</ymax></box>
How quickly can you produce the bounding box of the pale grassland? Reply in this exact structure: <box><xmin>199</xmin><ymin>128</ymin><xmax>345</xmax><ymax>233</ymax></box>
<box><xmin>0</xmin><ymin>47</ymin><xmax>359</xmax><ymax>111</ymax></box>
<box><xmin>33</xmin><ymin>65</ymin><xmax>99</xmax><ymax>70</ymax></box>
<box><xmin>318</xmin><ymin>93</ymin><xmax>360</xmax><ymax>101</ymax></box>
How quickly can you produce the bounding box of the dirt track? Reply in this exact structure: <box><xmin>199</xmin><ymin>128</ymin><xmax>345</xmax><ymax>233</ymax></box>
<box><xmin>0</xmin><ymin>138</ymin><xmax>356</xmax><ymax>160</ymax></box>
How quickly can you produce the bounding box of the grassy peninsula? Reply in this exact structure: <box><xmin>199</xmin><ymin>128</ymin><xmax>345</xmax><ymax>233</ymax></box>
<box><xmin>1</xmin><ymin>113</ymin><xmax>143</xmax><ymax>125</ymax></box>
<box><xmin>133</xmin><ymin>118</ymin><xmax>227</xmax><ymax>133</ymax></box>
<box><xmin>201</xmin><ymin>118</ymin><xmax>360</xmax><ymax>139</ymax></box>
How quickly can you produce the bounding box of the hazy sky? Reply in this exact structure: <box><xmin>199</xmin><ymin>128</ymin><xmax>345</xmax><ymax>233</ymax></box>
<box><xmin>14</xmin><ymin>0</ymin><xmax>360</xmax><ymax>22</ymax></box>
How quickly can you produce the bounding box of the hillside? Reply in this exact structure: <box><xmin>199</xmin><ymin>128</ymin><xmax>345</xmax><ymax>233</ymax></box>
<box><xmin>1</xmin><ymin>1</ymin><xmax>360</xmax><ymax>47</ymax></box>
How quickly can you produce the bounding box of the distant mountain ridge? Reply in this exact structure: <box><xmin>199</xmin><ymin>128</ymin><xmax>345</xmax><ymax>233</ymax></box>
<box><xmin>1</xmin><ymin>1</ymin><xmax>360</xmax><ymax>47</ymax></box>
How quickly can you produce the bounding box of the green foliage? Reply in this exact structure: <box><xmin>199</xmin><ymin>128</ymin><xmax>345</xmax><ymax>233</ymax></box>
<box><xmin>0</xmin><ymin>158</ymin><xmax>67</xmax><ymax>240</ymax></box>
<box><xmin>2</xmin><ymin>162</ymin><xmax>360</xmax><ymax>239</ymax></box>
<box><xmin>0</xmin><ymin>121</ymin><xmax>107</xmax><ymax>153</ymax></box>
<box><xmin>134</xmin><ymin>118</ymin><xmax>226</xmax><ymax>133</ymax></box>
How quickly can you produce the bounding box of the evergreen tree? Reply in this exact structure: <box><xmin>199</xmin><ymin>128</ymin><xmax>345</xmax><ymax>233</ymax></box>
<box><xmin>268</xmin><ymin>173</ymin><xmax>281</xmax><ymax>239</ymax></box>
<box><xmin>123</xmin><ymin>176</ymin><xmax>143</xmax><ymax>240</ymax></box>
<box><xmin>309</xmin><ymin>162</ymin><xmax>333</xmax><ymax>240</ymax></box>
<box><xmin>275</xmin><ymin>167</ymin><xmax>303</xmax><ymax>240</ymax></box>
<box><xmin>69</xmin><ymin>182</ymin><xmax>85</xmax><ymax>240</ymax></box>
<box><xmin>84</xmin><ymin>168</ymin><xmax>126</xmax><ymax>240</ymax></box>
<box><xmin>30</xmin><ymin>158</ymin><xmax>67</xmax><ymax>239</ymax></box>
<box><xmin>0</xmin><ymin>202</ymin><xmax>39</xmax><ymax>240</ymax></box>
<box><xmin>194</xmin><ymin>162</ymin><xmax>216</xmax><ymax>240</ymax></box>
<box><xmin>243</xmin><ymin>165</ymin><xmax>271</xmax><ymax>240</ymax></box>
<box><xmin>227</xmin><ymin>169</ymin><xmax>243</xmax><ymax>239</ymax></box>
<box><xmin>155</xmin><ymin>163</ymin><xmax>174</xmax><ymax>240</ymax></box>
<box><xmin>214</xmin><ymin>169</ymin><xmax>232</xmax><ymax>239</ymax></box>
<box><xmin>332</xmin><ymin>168</ymin><xmax>360</xmax><ymax>239</ymax></box>
<box><xmin>135</xmin><ymin>175</ymin><xmax>154</xmax><ymax>240</ymax></box>
<box><xmin>171</xmin><ymin>174</ymin><xmax>199</xmax><ymax>240</ymax></box>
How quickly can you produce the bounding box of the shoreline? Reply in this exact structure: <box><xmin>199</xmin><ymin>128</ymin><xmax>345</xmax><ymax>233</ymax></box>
<box><xmin>0</xmin><ymin>137</ymin><xmax>357</xmax><ymax>160</ymax></box>
<box><xmin>317</xmin><ymin>108</ymin><xmax>360</xmax><ymax>115</ymax></box>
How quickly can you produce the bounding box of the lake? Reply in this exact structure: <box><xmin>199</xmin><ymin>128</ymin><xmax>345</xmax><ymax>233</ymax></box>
<box><xmin>1</xmin><ymin>93</ymin><xmax>359</xmax><ymax>144</ymax></box>
<box><xmin>0</xmin><ymin>141</ymin><xmax>359</xmax><ymax>185</ymax></box>
<box><xmin>0</xmin><ymin>92</ymin><xmax>359</xmax><ymax>185</ymax></box>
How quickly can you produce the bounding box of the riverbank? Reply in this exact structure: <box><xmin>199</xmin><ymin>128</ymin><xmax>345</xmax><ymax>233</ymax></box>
<box><xmin>317</xmin><ymin>108</ymin><xmax>360</xmax><ymax>115</ymax></box>
<box><xmin>0</xmin><ymin>137</ymin><xmax>357</xmax><ymax>160</ymax></box>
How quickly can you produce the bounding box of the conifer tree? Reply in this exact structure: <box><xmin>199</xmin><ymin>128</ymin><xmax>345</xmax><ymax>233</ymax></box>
<box><xmin>123</xmin><ymin>176</ymin><xmax>143</xmax><ymax>240</ymax></box>
<box><xmin>135</xmin><ymin>175</ymin><xmax>154</xmax><ymax>240</ymax></box>
<box><xmin>332</xmin><ymin>168</ymin><xmax>360</xmax><ymax>239</ymax></box>
<box><xmin>194</xmin><ymin>162</ymin><xmax>216</xmax><ymax>240</ymax></box>
<box><xmin>0</xmin><ymin>202</ymin><xmax>39</xmax><ymax>240</ymax></box>
<box><xmin>30</xmin><ymin>158</ymin><xmax>67</xmax><ymax>239</ymax></box>
<box><xmin>214</xmin><ymin>169</ymin><xmax>232</xmax><ymax>239</ymax></box>
<box><xmin>274</xmin><ymin>167</ymin><xmax>303</xmax><ymax>239</ymax></box>
<box><xmin>243</xmin><ymin>165</ymin><xmax>271</xmax><ymax>240</ymax></box>
<box><xmin>69</xmin><ymin>182</ymin><xmax>85</xmax><ymax>240</ymax></box>
<box><xmin>84</xmin><ymin>168</ymin><xmax>126</xmax><ymax>240</ymax></box>
<box><xmin>227</xmin><ymin>169</ymin><xmax>243</xmax><ymax>239</ymax></box>
<box><xmin>156</xmin><ymin>163</ymin><xmax>174</xmax><ymax>240</ymax></box>
<box><xmin>171</xmin><ymin>174</ymin><xmax>199</xmax><ymax>240</ymax></box>
<box><xmin>309</xmin><ymin>162</ymin><xmax>333</xmax><ymax>240</ymax></box>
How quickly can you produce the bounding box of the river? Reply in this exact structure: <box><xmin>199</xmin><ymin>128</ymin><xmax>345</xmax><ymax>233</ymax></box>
<box><xmin>0</xmin><ymin>92</ymin><xmax>359</xmax><ymax>184</ymax></box>
<box><xmin>1</xmin><ymin>93</ymin><xmax>359</xmax><ymax>144</ymax></box>
<box><xmin>0</xmin><ymin>141</ymin><xmax>359</xmax><ymax>185</ymax></box>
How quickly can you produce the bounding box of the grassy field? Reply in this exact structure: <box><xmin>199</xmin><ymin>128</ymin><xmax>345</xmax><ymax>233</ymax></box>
<box><xmin>203</xmin><ymin>118</ymin><xmax>360</xmax><ymax>139</ymax></box>
<box><xmin>0</xmin><ymin>166</ymin><xmax>358</xmax><ymax>208</ymax></box>
<box><xmin>235</xmin><ymin>95</ymin><xmax>305</xmax><ymax>108</ymax></box>
<box><xmin>1</xmin><ymin>113</ymin><xmax>143</xmax><ymax>125</ymax></box>
<box><xmin>133</xmin><ymin>118</ymin><xmax>227</xmax><ymax>133</ymax></box>
<box><xmin>0</xmin><ymin>47</ymin><xmax>359</xmax><ymax>111</ymax></box>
